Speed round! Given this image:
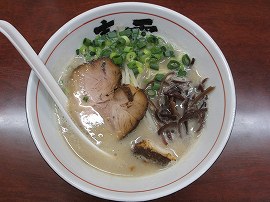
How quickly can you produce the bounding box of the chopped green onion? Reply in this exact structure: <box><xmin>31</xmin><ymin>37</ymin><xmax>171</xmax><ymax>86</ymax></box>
<box><xmin>101</xmin><ymin>48</ymin><xmax>112</xmax><ymax>57</ymax></box>
<box><xmin>89</xmin><ymin>51</ymin><xmax>96</xmax><ymax>56</ymax></box>
<box><xmin>107</xmin><ymin>31</ymin><xmax>117</xmax><ymax>38</ymax></box>
<box><xmin>126</xmin><ymin>52</ymin><xmax>137</xmax><ymax>62</ymax></box>
<box><xmin>127</xmin><ymin>60</ymin><xmax>137</xmax><ymax>69</ymax></box>
<box><xmin>147</xmin><ymin>35</ymin><xmax>159</xmax><ymax>44</ymax></box>
<box><xmin>83</xmin><ymin>38</ymin><xmax>92</xmax><ymax>46</ymax></box>
<box><xmin>167</xmin><ymin>60</ymin><xmax>180</xmax><ymax>69</ymax></box>
<box><xmin>93</xmin><ymin>38</ymin><xmax>105</xmax><ymax>47</ymax></box>
<box><xmin>164</xmin><ymin>50</ymin><xmax>175</xmax><ymax>57</ymax></box>
<box><xmin>112</xmin><ymin>55</ymin><xmax>123</xmax><ymax>65</ymax></box>
<box><xmin>160</xmin><ymin>46</ymin><xmax>166</xmax><ymax>52</ymax></box>
<box><xmin>154</xmin><ymin>73</ymin><xmax>165</xmax><ymax>82</ymax></box>
<box><xmin>119</xmin><ymin>28</ymin><xmax>132</xmax><ymax>37</ymax></box>
<box><xmin>109</xmin><ymin>43</ymin><xmax>117</xmax><ymax>50</ymax></box>
<box><xmin>139</xmin><ymin>54</ymin><xmax>150</xmax><ymax>63</ymax></box>
<box><xmin>82</xmin><ymin>95</ymin><xmax>89</xmax><ymax>102</ymax></box>
<box><xmin>136</xmin><ymin>61</ymin><xmax>143</xmax><ymax>73</ymax></box>
<box><xmin>79</xmin><ymin>45</ymin><xmax>88</xmax><ymax>54</ymax></box>
<box><xmin>152</xmin><ymin>53</ymin><xmax>163</xmax><ymax>60</ymax></box>
<box><xmin>141</xmin><ymin>31</ymin><xmax>146</xmax><ymax>37</ymax></box>
<box><xmin>152</xmin><ymin>82</ymin><xmax>161</xmax><ymax>90</ymax></box>
<box><xmin>143</xmin><ymin>49</ymin><xmax>151</xmax><ymax>56</ymax></box>
<box><xmin>59</xmin><ymin>80</ymin><xmax>64</xmax><ymax>85</ymax></box>
<box><xmin>158</xmin><ymin>37</ymin><xmax>167</xmax><ymax>45</ymax></box>
<box><xmin>105</xmin><ymin>40</ymin><xmax>112</xmax><ymax>46</ymax></box>
<box><xmin>132</xmin><ymin>28</ymin><xmax>140</xmax><ymax>39</ymax></box>
<box><xmin>110</xmin><ymin>52</ymin><xmax>117</xmax><ymax>59</ymax></box>
<box><xmin>121</xmin><ymin>36</ymin><xmax>130</xmax><ymax>45</ymax></box>
<box><xmin>88</xmin><ymin>46</ymin><xmax>96</xmax><ymax>52</ymax></box>
<box><xmin>149</xmin><ymin>57</ymin><xmax>157</xmax><ymax>63</ymax></box>
<box><xmin>99</xmin><ymin>34</ymin><xmax>106</xmax><ymax>40</ymax></box>
<box><xmin>124</xmin><ymin>46</ymin><xmax>133</xmax><ymax>53</ymax></box>
<box><xmin>146</xmin><ymin>89</ymin><xmax>156</xmax><ymax>97</ymax></box>
<box><xmin>132</xmin><ymin>67</ymin><xmax>139</xmax><ymax>76</ymax></box>
<box><xmin>84</xmin><ymin>53</ymin><xmax>92</xmax><ymax>61</ymax></box>
<box><xmin>182</xmin><ymin>54</ymin><xmax>191</xmax><ymax>66</ymax></box>
<box><xmin>95</xmin><ymin>47</ymin><xmax>102</xmax><ymax>57</ymax></box>
<box><xmin>62</xmin><ymin>88</ymin><xmax>68</xmax><ymax>95</ymax></box>
<box><xmin>77</xmin><ymin>29</ymin><xmax>194</xmax><ymax>80</ymax></box>
<box><xmin>178</xmin><ymin>69</ymin><xmax>187</xmax><ymax>77</ymax></box>
<box><xmin>136</xmin><ymin>50</ymin><xmax>144</xmax><ymax>57</ymax></box>
<box><xmin>137</xmin><ymin>38</ymin><xmax>147</xmax><ymax>49</ymax></box>
<box><xmin>116</xmin><ymin>37</ymin><xmax>126</xmax><ymax>46</ymax></box>
<box><xmin>121</xmin><ymin>52</ymin><xmax>127</xmax><ymax>60</ymax></box>
<box><xmin>132</xmin><ymin>28</ymin><xmax>140</xmax><ymax>34</ymax></box>
<box><xmin>150</xmin><ymin>46</ymin><xmax>162</xmax><ymax>54</ymax></box>
<box><xmin>149</xmin><ymin>62</ymin><xmax>159</xmax><ymax>70</ymax></box>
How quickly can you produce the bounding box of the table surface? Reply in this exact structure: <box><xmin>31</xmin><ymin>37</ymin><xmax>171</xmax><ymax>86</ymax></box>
<box><xmin>0</xmin><ymin>0</ymin><xmax>269</xmax><ymax>201</ymax></box>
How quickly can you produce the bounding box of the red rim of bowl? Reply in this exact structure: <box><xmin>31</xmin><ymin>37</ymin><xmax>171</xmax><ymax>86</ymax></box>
<box><xmin>30</xmin><ymin>11</ymin><xmax>228</xmax><ymax>195</ymax></box>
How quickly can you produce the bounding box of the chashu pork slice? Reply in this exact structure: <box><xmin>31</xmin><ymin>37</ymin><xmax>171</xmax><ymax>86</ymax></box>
<box><xmin>69</xmin><ymin>58</ymin><xmax>121</xmax><ymax>105</ymax></box>
<box><xmin>98</xmin><ymin>84</ymin><xmax>148</xmax><ymax>139</ymax></box>
<box><xmin>68</xmin><ymin>58</ymin><xmax>148</xmax><ymax>139</ymax></box>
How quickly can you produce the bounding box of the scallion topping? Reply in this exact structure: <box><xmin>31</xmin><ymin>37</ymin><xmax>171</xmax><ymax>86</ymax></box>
<box><xmin>83</xmin><ymin>38</ymin><xmax>92</xmax><ymax>46</ymax></box>
<box><xmin>154</xmin><ymin>73</ymin><xmax>165</xmax><ymax>82</ymax></box>
<box><xmin>141</xmin><ymin>31</ymin><xmax>146</xmax><ymax>37</ymax></box>
<box><xmin>152</xmin><ymin>82</ymin><xmax>161</xmax><ymax>90</ymax></box>
<box><xmin>137</xmin><ymin>38</ymin><xmax>147</xmax><ymax>49</ymax></box>
<box><xmin>146</xmin><ymin>89</ymin><xmax>156</xmax><ymax>97</ymax></box>
<box><xmin>132</xmin><ymin>67</ymin><xmax>139</xmax><ymax>76</ymax></box>
<box><xmin>116</xmin><ymin>37</ymin><xmax>126</xmax><ymax>46</ymax></box>
<box><xmin>121</xmin><ymin>36</ymin><xmax>130</xmax><ymax>45</ymax></box>
<box><xmin>147</xmin><ymin>35</ymin><xmax>158</xmax><ymax>44</ymax></box>
<box><xmin>101</xmin><ymin>48</ymin><xmax>112</xmax><ymax>57</ymax></box>
<box><xmin>164</xmin><ymin>50</ymin><xmax>174</xmax><ymax>57</ymax></box>
<box><xmin>127</xmin><ymin>60</ymin><xmax>137</xmax><ymax>69</ymax></box>
<box><xmin>107</xmin><ymin>31</ymin><xmax>117</xmax><ymax>38</ymax></box>
<box><xmin>76</xmin><ymin>28</ymin><xmax>193</xmax><ymax>80</ymax></box>
<box><xmin>112</xmin><ymin>55</ymin><xmax>123</xmax><ymax>65</ymax></box>
<box><xmin>126</xmin><ymin>52</ymin><xmax>137</xmax><ymax>62</ymax></box>
<box><xmin>178</xmin><ymin>69</ymin><xmax>187</xmax><ymax>77</ymax></box>
<box><xmin>149</xmin><ymin>62</ymin><xmax>159</xmax><ymax>70</ymax></box>
<box><xmin>82</xmin><ymin>95</ymin><xmax>89</xmax><ymax>102</ymax></box>
<box><xmin>119</xmin><ymin>28</ymin><xmax>132</xmax><ymax>37</ymax></box>
<box><xmin>182</xmin><ymin>54</ymin><xmax>191</xmax><ymax>66</ymax></box>
<box><xmin>167</xmin><ymin>60</ymin><xmax>180</xmax><ymax>69</ymax></box>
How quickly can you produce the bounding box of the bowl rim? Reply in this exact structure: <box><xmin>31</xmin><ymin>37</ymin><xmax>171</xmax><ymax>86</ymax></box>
<box><xmin>26</xmin><ymin>2</ymin><xmax>236</xmax><ymax>201</ymax></box>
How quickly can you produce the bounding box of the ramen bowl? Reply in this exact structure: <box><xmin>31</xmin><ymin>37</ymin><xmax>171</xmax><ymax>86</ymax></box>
<box><xmin>26</xmin><ymin>2</ymin><xmax>236</xmax><ymax>201</ymax></box>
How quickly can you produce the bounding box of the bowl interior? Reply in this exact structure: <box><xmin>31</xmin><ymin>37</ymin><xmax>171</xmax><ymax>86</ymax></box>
<box><xmin>26</xmin><ymin>2</ymin><xmax>235</xmax><ymax>201</ymax></box>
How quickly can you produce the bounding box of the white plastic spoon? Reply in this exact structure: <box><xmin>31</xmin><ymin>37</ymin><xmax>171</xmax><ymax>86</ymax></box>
<box><xmin>0</xmin><ymin>20</ymin><xmax>112</xmax><ymax>157</ymax></box>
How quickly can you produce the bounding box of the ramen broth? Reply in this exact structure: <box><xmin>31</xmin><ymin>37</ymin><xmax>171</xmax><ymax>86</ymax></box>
<box><xmin>55</xmin><ymin>56</ymin><xmax>203</xmax><ymax>177</ymax></box>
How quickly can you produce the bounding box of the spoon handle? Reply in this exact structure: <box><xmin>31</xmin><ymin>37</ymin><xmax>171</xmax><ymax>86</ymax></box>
<box><xmin>0</xmin><ymin>20</ymin><xmax>112</xmax><ymax>157</ymax></box>
<box><xmin>0</xmin><ymin>20</ymin><xmax>67</xmax><ymax>110</ymax></box>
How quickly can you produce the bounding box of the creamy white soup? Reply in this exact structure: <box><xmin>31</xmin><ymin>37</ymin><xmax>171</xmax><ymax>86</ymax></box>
<box><xmin>55</xmin><ymin>30</ymin><xmax>214</xmax><ymax>176</ymax></box>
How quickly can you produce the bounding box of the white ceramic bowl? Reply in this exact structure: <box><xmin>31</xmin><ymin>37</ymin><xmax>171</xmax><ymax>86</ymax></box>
<box><xmin>26</xmin><ymin>2</ymin><xmax>236</xmax><ymax>201</ymax></box>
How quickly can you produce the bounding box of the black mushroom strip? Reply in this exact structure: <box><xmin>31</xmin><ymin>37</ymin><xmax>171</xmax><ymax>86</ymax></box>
<box><xmin>145</xmin><ymin>72</ymin><xmax>215</xmax><ymax>145</ymax></box>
